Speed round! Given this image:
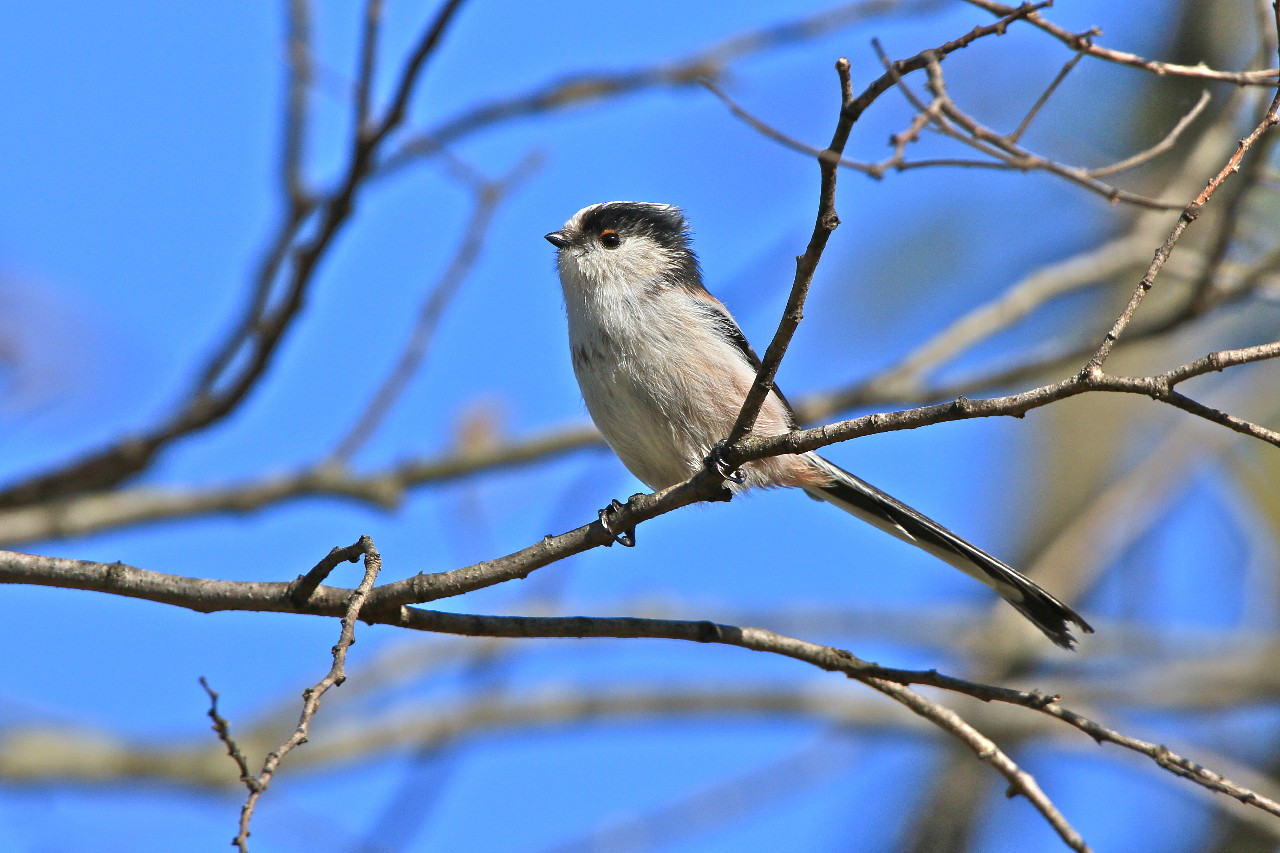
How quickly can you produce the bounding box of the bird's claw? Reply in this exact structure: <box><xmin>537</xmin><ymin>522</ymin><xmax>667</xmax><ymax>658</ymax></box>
<box><xmin>709</xmin><ymin>442</ymin><xmax>745</xmax><ymax>484</ymax></box>
<box><xmin>598</xmin><ymin>498</ymin><xmax>636</xmax><ymax>547</ymax></box>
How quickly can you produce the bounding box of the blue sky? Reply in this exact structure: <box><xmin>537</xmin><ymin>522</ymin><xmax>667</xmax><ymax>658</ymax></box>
<box><xmin>2</xmin><ymin>1</ymin><xmax>1277</xmax><ymax>851</ymax></box>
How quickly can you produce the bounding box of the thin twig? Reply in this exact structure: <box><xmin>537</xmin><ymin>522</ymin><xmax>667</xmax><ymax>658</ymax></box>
<box><xmin>376</xmin><ymin>0</ymin><xmax>944</xmax><ymax>178</ymax></box>
<box><xmin>1010</xmin><ymin>48</ymin><xmax>1086</xmax><ymax>143</ymax></box>
<box><xmin>1087</xmin><ymin>89</ymin><xmax>1211</xmax><ymax>178</ymax></box>
<box><xmin>917</xmin><ymin>56</ymin><xmax>1183</xmax><ymax>209</ymax></box>
<box><xmin>1081</xmin><ymin>82</ymin><xmax>1280</xmax><ymax>375</ymax></box>
<box><xmin>726</xmin><ymin>2</ymin><xmax>1051</xmax><ymax>451</ymax></box>
<box><xmin>328</xmin><ymin>153</ymin><xmax>540</xmax><ymax>464</ymax></box>
<box><xmin>1184</xmin><ymin>102</ymin><xmax>1280</xmax><ymax>313</ymax></box>
<box><xmin>353</xmin><ymin>0</ymin><xmax>384</xmax><ymax>139</ymax></box>
<box><xmin>964</xmin><ymin>0</ymin><xmax>1280</xmax><ymax>85</ymax></box>
<box><xmin>710</xmin><ymin>25</ymin><xmax>1188</xmax><ymax>214</ymax></box>
<box><xmin>0</xmin><ymin>0</ymin><xmax>474</xmax><ymax>510</ymax></box>
<box><xmin>198</xmin><ymin>677</ymin><xmax>256</xmax><ymax>788</ymax></box>
<box><xmin>282</xmin><ymin>0</ymin><xmax>313</xmax><ymax>207</ymax></box>
<box><xmin>700</xmin><ymin>77</ymin><xmax>880</xmax><ymax>176</ymax></box>
<box><xmin>231</xmin><ymin>536</ymin><xmax>382</xmax><ymax>851</ymax></box>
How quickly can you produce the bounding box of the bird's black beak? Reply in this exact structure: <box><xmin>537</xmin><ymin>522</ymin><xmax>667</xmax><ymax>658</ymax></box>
<box><xmin>545</xmin><ymin>231</ymin><xmax>570</xmax><ymax>249</ymax></box>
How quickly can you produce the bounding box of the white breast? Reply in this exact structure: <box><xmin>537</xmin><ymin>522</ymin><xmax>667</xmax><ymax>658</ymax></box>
<box><xmin>560</xmin><ymin>254</ymin><xmax>809</xmax><ymax>492</ymax></box>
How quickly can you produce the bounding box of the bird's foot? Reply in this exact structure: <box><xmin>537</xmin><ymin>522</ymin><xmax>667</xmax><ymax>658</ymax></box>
<box><xmin>708</xmin><ymin>441</ymin><xmax>745</xmax><ymax>484</ymax></box>
<box><xmin>598</xmin><ymin>498</ymin><xmax>636</xmax><ymax>547</ymax></box>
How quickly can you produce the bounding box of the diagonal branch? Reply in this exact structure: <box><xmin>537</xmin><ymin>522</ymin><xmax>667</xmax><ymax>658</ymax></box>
<box><xmin>203</xmin><ymin>536</ymin><xmax>382</xmax><ymax>852</ymax></box>
<box><xmin>1081</xmin><ymin>80</ymin><xmax>1280</xmax><ymax>375</ymax></box>
<box><xmin>722</xmin><ymin>55</ymin><xmax>856</xmax><ymax>446</ymax></box>
<box><xmin>327</xmin><ymin>153</ymin><xmax>539</xmax><ymax>464</ymax></box>
<box><xmin>0</xmin><ymin>0</ymin><xmax>474</xmax><ymax>510</ymax></box>
<box><xmin>964</xmin><ymin>0</ymin><xmax>1280</xmax><ymax>85</ymax></box>
<box><xmin>725</xmin><ymin>1</ymin><xmax>1049</xmax><ymax>451</ymax></box>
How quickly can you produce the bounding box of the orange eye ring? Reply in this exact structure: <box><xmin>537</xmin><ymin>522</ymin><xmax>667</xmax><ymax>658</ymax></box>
<box><xmin>599</xmin><ymin>229</ymin><xmax>621</xmax><ymax>249</ymax></box>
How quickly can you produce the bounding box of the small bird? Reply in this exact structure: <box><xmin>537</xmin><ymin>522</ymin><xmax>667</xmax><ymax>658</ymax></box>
<box><xmin>545</xmin><ymin>201</ymin><xmax>1092</xmax><ymax>649</ymax></box>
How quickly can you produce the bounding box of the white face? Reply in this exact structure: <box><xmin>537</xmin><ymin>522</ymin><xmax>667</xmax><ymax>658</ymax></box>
<box><xmin>550</xmin><ymin>202</ymin><xmax>692</xmax><ymax>296</ymax></box>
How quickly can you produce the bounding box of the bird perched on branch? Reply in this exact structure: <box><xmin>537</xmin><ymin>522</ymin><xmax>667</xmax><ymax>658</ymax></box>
<box><xmin>546</xmin><ymin>201</ymin><xmax>1092</xmax><ymax>649</ymax></box>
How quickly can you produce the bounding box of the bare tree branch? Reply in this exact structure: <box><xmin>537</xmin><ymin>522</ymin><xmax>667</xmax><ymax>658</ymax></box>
<box><xmin>1082</xmin><ymin>83</ymin><xmax>1280</xmax><ymax>374</ymax></box>
<box><xmin>906</xmin><ymin>51</ymin><xmax>1186</xmax><ymax>209</ymax></box>
<box><xmin>209</xmin><ymin>536</ymin><xmax>382</xmax><ymax>851</ymax></box>
<box><xmin>0</xmin><ymin>1</ymin><xmax>474</xmax><ymax>509</ymax></box>
<box><xmin>1087</xmin><ymin>89</ymin><xmax>1210</xmax><ymax>178</ymax></box>
<box><xmin>353</xmin><ymin>0</ymin><xmax>384</xmax><ymax>138</ymax></box>
<box><xmin>965</xmin><ymin>0</ymin><xmax>1280</xmax><ymax>85</ymax></box>
<box><xmin>723</xmin><ymin>54</ymin><xmax>855</xmax><ymax>448</ymax></box>
<box><xmin>726</xmin><ymin>1</ymin><xmax>1051</xmax><ymax>451</ymax></box>
<box><xmin>8</xmin><ymin>545</ymin><xmax>1280</xmax><ymax>836</ymax></box>
<box><xmin>1009</xmin><ymin>47</ymin><xmax>1086</xmax><ymax>143</ymax></box>
<box><xmin>7</xmin><ymin>4</ymin><xmax>1280</xmax><ymax>847</ymax></box>
<box><xmin>374</xmin><ymin>0</ymin><xmax>946</xmax><ymax>178</ymax></box>
<box><xmin>708</xmin><ymin>22</ymin><xmax>1207</xmax><ymax>210</ymax></box>
<box><xmin>282</xmin><ymin>0</ymin><xmax>314</xmax><ymax>207</ymax></box>
<box><xmin>0</xmin><ymin>423</ymin><xmax>602</xmax><ymax>547</ymax></box>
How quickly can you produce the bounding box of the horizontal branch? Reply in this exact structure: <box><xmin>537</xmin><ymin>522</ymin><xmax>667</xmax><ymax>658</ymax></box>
<box><xmin>3</xmin><ymin>333</ymin><xmax>1275</xmax><ymax>562</ymax></box>
<box><xmin>0</xmin><ymin>424</ymin><xmax>602</xmax><ymax>547</ymax></box>
<box><xmin>730</xmin><ymin>343</ymin><xmax>1280</xmax><ymax>474</ymax></box>
<box><xmin>2</xmin><ymin>549</ymin><xmax>1274</xmax><ymax>825</ymax></box>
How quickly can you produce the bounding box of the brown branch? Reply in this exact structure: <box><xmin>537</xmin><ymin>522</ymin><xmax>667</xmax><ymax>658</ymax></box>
<box><xmin>911</xmin><ymin>53</ymin><xmax>1184</xmax><ymax>209</ymax></box>
<box><xmin>860</xmin><ymin>673</ymin><xmax>1090</xmax><ymax>850</ymax></box>
<box><xmin>2</xmin><ymin>326</ymin><xmax>1275</xmax><ymax>553</ymax></box>
<box><xmin>1185</xmin><ymin>102</ymin><xmax>1280</xmax><ymax>313</ymax></box>
<box><xmin>0</xmin><ymin>0</ymin><xmax>937</xmax><ymax>515</ymax></box>
<box><xmin>288</xmin><ymin>539</ymin><xmax>371</xmax><ymax>605</ymax></box>
<box><xmin>0</xmin><ymin>422</ymin><xmax>602</xmax><ymax>547</ymax></box>
<box><xmin>198</xmin><ymin>677</ymin><xmax>256</xmax><ymax>789</ymax></box>
<box><xmin>730</xmin><ymin>341</ymin><xmax>1280</xmax><ymax>472</ymax></box>
<box><xmin>700</xmin><ymin>78</ymin><xmax>879</xmax><ymax>177</ymax></box>
<box><xmin>1087</xmin><ymin>89</ymin><xmax>1211</xmax><ymax>178</ymax></box>
<box><xmin>0</xmin><ymin>544</ymin><xmax>1087</xmax><ymax>847</ymax></box>
<box><xmin>13</xmin><ymin>673</ymin><xmax>1280</xmax><ymax>838</ymax></box>
<box><xmin>375</xmin><ymin>0</ymin><xmax>943</xmax><ymax>178</ymax></box>
<box><xmin>1009</xmin><ymin>47</ymin><xmax>1086</xmax><ymax>143</ymax></box>
<box><xmin>0</xmin><ymin>1</ymin><xmax>474</xmax><ymax>511</ymax></box>
<box><xmin>7</xmin><ymin>548</ymin><xmax>1278</xmax><ymax>831</ymax></box>
<box><xmin>708</xmin><ymin>15</ymin><xmax>1189</xmax><ymax>223</ymax></box>
<box><xmin>722</xmin><ymin>56</ymin><xmax>855</xmax><ymax>447</ymax></box>
<box><xmin>353</xmin><ymin>0</ymin><xmax>383</xmax><ymax>138</ymax></box>
<box><xmin>222</xmin><ymin>536</ymin><xmax>382</xmax><ymax>851</ymax></box>
<box><xmin>805</xmin><ymin>224</ymin><xmax>1162</xmax><ymax>414</ymax></box>
<box><xmin>1082</xmin><ymin>83</ymin><xmax>1280</xmax><ymax>375</ymax></box>
<box><xmin>725</xmin><ymin>2</ymin><xmax>1050</xmax><ymax>453</ymax></box>
<box><xmin>282</xmin><ymin>0</ymin><xmax>313</xmax><ymax>207</ymax></box>
<box><xmin>964</xmin><ymin>0</ymin><xmax>1280</xmax><ymax>85</ymax></box>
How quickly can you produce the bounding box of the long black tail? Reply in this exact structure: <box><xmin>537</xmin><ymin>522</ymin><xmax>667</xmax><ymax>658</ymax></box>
<box><xmin>803</xmin><ymin>456</ymin><xmax>1093</xmax><ymax>649</ymax></box>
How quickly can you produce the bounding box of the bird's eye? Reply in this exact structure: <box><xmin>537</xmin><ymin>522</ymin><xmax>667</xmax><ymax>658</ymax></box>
<box><xmin>599</xmin><ymin>229</ymin><xmax>621</xmax><ymax>249</ymax></box>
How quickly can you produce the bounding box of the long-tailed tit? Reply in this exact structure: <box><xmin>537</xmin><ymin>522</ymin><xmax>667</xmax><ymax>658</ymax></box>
<box><xmin>545</xmin><ymin>201</ymin><xmax>1092</xmax><ymax>649</ymax></box>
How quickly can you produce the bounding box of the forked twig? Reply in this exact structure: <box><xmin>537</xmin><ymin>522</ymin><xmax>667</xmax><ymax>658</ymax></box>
<box><xmin>205</xmin><ymin>536</ymin><xmax>382</xmax><ymax>851</ymax></box>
